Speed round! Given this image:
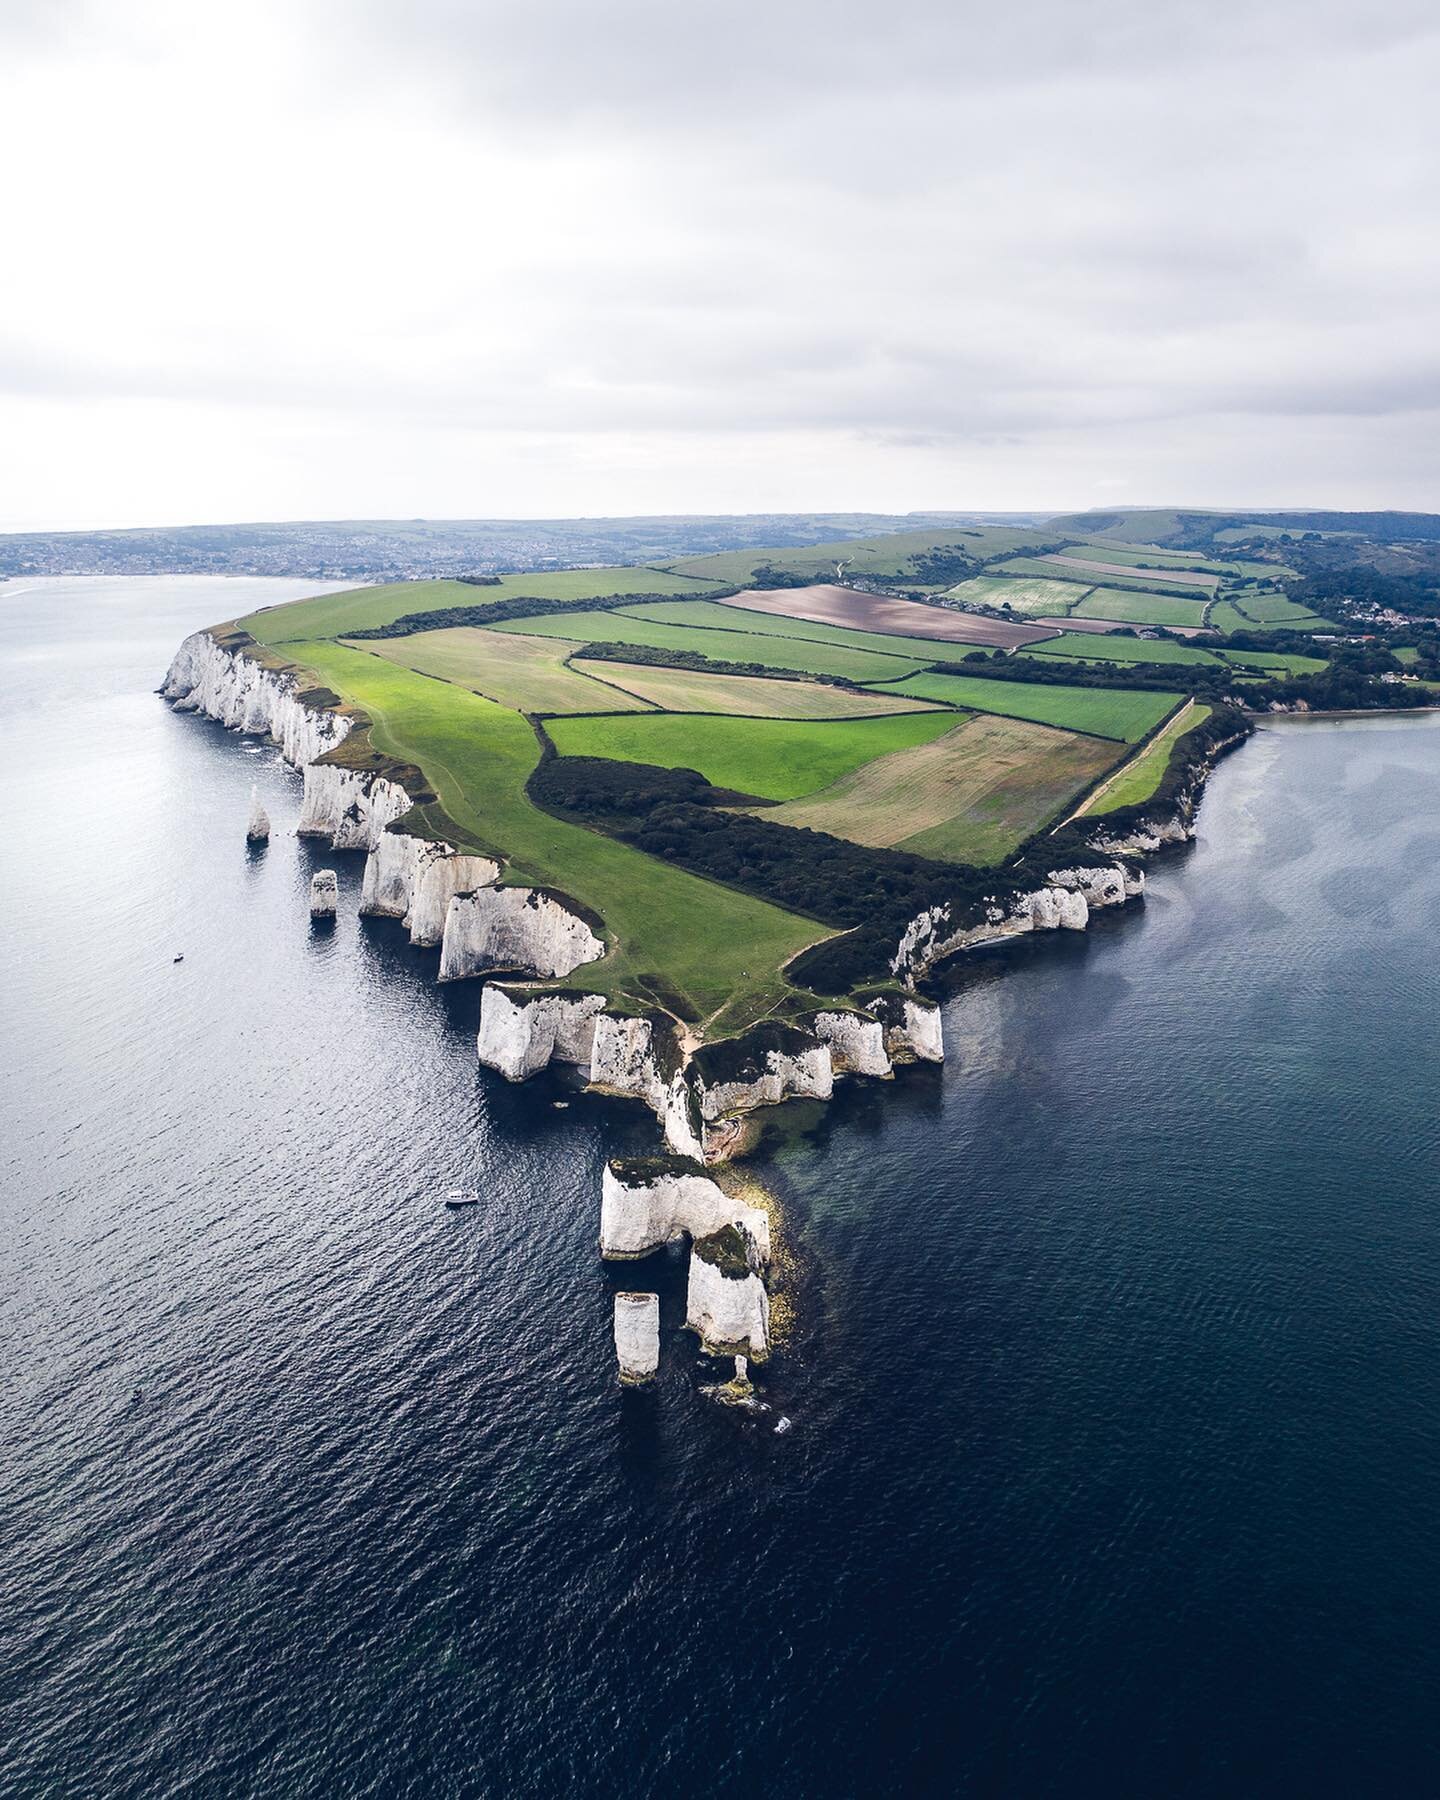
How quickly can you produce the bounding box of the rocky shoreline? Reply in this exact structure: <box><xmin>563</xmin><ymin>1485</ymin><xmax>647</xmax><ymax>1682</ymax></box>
<box><xmin>163</xmin><ymin>625</ymin><xmax>1248</xmax><ymax>1389</ymax></box>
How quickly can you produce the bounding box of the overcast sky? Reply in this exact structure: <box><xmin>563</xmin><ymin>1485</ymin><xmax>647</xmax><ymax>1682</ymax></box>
<box><xmin>2</xmin><ymin>0</ymin><xmax>1437</xmax><ymax>529</ymax></box>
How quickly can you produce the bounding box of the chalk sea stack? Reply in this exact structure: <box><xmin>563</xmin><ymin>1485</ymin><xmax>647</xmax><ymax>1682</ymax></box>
<box><xmin>309</xmin><ymin>870</ymin><xmax>339</xmax><ymax>918</ymax></box>
<box><xmin>614</xmin><ymin>1292</ymin><xmax>660</xmax><ymax>1384</ymax></box>
<box><xmin>246</xmin><ymin>785</ymin><xmax>270</xmax><ymax>842</ymax></box>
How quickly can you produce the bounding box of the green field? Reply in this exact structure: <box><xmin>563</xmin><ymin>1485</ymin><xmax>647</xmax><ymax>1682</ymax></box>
<box><xmin>869</xmin><ymin>670</ymin><xmax>1180</xmax><ymax>741</ymax></box>
<box><xmin>613</xmin><ymin>598</ymin><xmax>966</xmax><ymax>664</ymax></box>
<box><xmin>756</xmin><ymin>713</ymin><xmax>1119</xmax><ymax>866</ymax></box>
<box><xmin>944</xmin><ymin>575</ymin><xmax>1088</xmax><ymax>616</ymax></box>
<box><xmin>570</xmin><ymin>659</ymin><xmax>939</xmax><ymax>719</ymax></box>
<box><xmin>270</xmin><ymin>641</ymin><xmax>821</xmax><ymax>1026</ymax></box>
<box><xmin>354</xmin><ymin>627</ymin><xmax>657</xmax><ymax>715</ymax></box>
<box><xmin>1072</xmin><ymin>588</ymin><xmax>1212</xmax><ymax>628</ymax></box>
<box><xmin>487</xmin><ymin>607</ymin><xmax>935</xmax><ymax>682</ymax></box>
<box><xmin>1207</xmin><ymin>599</ymin><xmax>1337</xmax><ymax>634</ymax></box>
<box><xmin>1224</xmin><ymin>591</ymin><xmax>1335</xmax><ymax>626</ymax></box>
<box><xmin>985</xmin><ymin>556</ymin><xmax>1208</xmax><ymax>598</ymax></box>
<box><xmin>544</xmin><ymin>710</ymin><xmax>956</xmax><ymax>802</ymax></box>
<box><xmin>1023</xmin><ymin>632</ymin><xmax>1223</xmax><ymax>668</ymax></box>
<box><xmin>239</xmin><ymin>567</ymin><xmax>724</xmax><ymax>646</ymax></box>
<box><xmin>1087</xmin><ymin>704</ymin><xmax>1213</xmax><ymax>814</ymax></box>
<box><xmin>1216</xmin><ymin>647</ymin><xmax>1328</xmax><ymax>675</ymax></box>
<box><xmin>1064</xmin><ymin>542</ymin><xmax>1240</xmax><ymax>576</ymax></box>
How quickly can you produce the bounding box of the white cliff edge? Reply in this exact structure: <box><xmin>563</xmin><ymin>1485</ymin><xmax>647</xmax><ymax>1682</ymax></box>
<box><xmin>600</xmin><ymin>1159</ymin><xmax>771</xmax><ymax>1262</ymax></box>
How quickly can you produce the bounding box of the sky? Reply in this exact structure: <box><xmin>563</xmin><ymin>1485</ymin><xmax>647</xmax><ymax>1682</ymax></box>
<box><xmin>1</xmin><ymin>0</ymin><xmax>1438</xmax><ymax>530</ymax></box>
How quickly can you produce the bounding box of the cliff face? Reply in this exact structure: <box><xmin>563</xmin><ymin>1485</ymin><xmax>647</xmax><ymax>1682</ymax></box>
<box><xmin>438</xmin><ymin>887</ymin><xmax>605</xmax><ymax>983</ymax></box>
<box><xmin>359</xmin><ymin>832</ymin><xmax>502</xmax><ymax>944</ymax></box>
<box><xmin>477</xmin><ymin>984</ymin><xmax>607</xmax><ymax>1082</ymax></box>
<box><xmin>599</xmin><ymin>1158</ymin><xmax>771</xmax><ymax>1261</ymax></box>
<box><xmin>162</xmin><ymin>630</ymin><xmax>349</xmax><ymax>768</ymax></box>
<box><xmin>297</xmin><ymin>765</ymin><xmax>413</xmax><ymax>850</ymax></box>
<box><xmin>889</xmin><ymin>859</ymin><xmax>1143</xmax><ymax>982</ymax></box>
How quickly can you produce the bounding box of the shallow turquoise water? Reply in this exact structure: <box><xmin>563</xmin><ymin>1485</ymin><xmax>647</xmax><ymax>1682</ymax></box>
<box><xmin>3</xmin><ymin>579</ymin><xmax>1439</xmax><ymax>1796</ymax></box>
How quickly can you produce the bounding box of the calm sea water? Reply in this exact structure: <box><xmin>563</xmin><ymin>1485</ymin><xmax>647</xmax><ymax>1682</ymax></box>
<box><xmin>4</xmin><ymin>577</ymin><xmax>1440</xmax><ymax>1798</ymax></box>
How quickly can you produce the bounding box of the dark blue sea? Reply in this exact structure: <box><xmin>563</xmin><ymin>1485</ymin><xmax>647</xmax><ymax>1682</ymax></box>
<box><xmin>4</xmin><ymin>577</ymin><xmax>1440</xmax><ymax>1798</ymax></box>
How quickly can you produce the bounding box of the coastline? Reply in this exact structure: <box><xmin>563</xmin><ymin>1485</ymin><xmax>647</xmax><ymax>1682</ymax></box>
<box><xmin>161</xmin><ymin>621</ymin><xmax>1256</xmax><ymax>1384</ymax></box>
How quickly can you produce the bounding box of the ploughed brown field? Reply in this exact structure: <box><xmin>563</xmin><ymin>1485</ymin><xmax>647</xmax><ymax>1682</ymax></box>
<box><xmin>1039</xmin><ymin>555</ymin><xmax>1218</xmax><ymax>588</ymax></box>
<box><xmin>722</xmin><ymin>585</ymin><xmax>1057</xmax><ymax>649</ymax></box>
<box><xmin>1032</xmin><ymin>616</ymin><xmax>1216</xmax><ymax>639</ymax></box>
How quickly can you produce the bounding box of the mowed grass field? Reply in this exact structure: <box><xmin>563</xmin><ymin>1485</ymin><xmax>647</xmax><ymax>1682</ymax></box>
<box><xmin>869</xmin><ymin>670</ymin><xmax>1181</xmax><ymax>741</ymax></box>
<box><xmin>351</xmin><ymin>627</ymin><xmax>657</xmax><ymax>715</ymax></box>
<box><xmin>1086</xmin><ymin>704</ymin><xmax>1213</xmax><ymax>815</ymax></box>
<box><xmin>1024</xmin><ymin>632</ymin><xmax>1223</xmax><ymax>667</ymax></box>
<box><xmin>544</xmin><ymin>710</ymin><xmax>957</xmax><ymax>801</ymax></box>
<box><xmin>491</xmin><ymin>608</ymin><xmax>935</xmax><ymax>682</ymax></box>
<box><xmin>273</xmin><ymin>641</ymin><xmax>822</xmax><ymax>1026</ymax></box>
<box><xmin>1207</xmin><ymin>599</ymin><xmax>1336</xmax><ymax>634</ymax></box>
<box><xmin>1072</xmin><ymin>588</ymin><xmax>1212</xmax><ymax>628</ymax></box>
<box><xmin>239</xmin><ymin>567</ymin><xmax>724</xmax><ymax>646</ymax></box>
<box><xmin>756</xmin><ymin>714</ymin><xmax>1119</xmax><ymax>866</ymax></box>
<box><xmin>570</xmin><ymin>659</ymin><xmax>940</xmax><ymax>719</ymax></box>
<box><xmin>944</xmin><ymin>575</ymin><xmax>1089</xmax><ymax>617</ymax></box>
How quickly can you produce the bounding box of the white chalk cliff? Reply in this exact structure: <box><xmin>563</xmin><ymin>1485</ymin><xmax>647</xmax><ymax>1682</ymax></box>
<box><xmin>163</xmin><ymin>630</ymin><xmax>350</xmax><ymax>768</ymax></box>
<box><xmin>685</xmin><ymin>1226</ymin><xmax>770</xmax><ymax>1359</ymax></box>
<box><xmin>359</xmin><ymin>831</ymin><xmax>502</xmax><ymax>944</ymax></box>
<box><xmin>438</xmin><ymin>886</ymin><xmax>604</xmax><ymax>983</ymax></box>
<box><xmin>599</xmin><ymin>1159</ymin><xmax>771</xmax><ymax>1262</ymax></box>
<box><xmin>889</xmin><ymin>859</ymin><xmax>1142</xmax><ymax>982</ymax></box>
<box><xmin>477</xmin><ymin>985</ymin><xmax>607</xmax><ymax>1082</ymax></box>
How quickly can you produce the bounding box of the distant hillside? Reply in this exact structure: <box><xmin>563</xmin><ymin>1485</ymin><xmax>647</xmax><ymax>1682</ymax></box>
<box><xmin>1051</xmin><ymin>508</ymin><xmax>1440</xmax><ymax>549</ymax></box>
<box><xmin>0</xmin><ymin>511</ymin><xmax>1051</xmax><ymax>582</ymax></box>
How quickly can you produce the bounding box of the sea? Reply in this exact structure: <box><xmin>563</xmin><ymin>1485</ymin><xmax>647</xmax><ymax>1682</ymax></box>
<box><xmin>3</xmin><ymin>577</ymin><xmax>1440</xmax><ymax>1797</ymax></box>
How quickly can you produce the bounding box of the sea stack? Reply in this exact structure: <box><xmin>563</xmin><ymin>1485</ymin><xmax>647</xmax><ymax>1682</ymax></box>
<box><xmin>614</xmin><ymin>1292</ymin><xmax>660</xmax><ymax>1384</ymax></box>
<box><xmin>309</xmin><ymin>870</ymin><xmax>339</xmax><ymax>918</ymax></box>
<box><xmin>246</xmin><ymin>785</ymin><xmax>270</xmax><ymax>842</ymax></box>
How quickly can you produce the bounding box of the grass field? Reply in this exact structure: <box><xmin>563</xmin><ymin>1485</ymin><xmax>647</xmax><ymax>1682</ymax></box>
<box><xmin>1086</xmin><ymin>704</ymin><xmax>1213</xmax><ymax>815</ymax></box>
<box><xmin>1064</xmin><ymin>542</ymin><xmax>1242</xmax><ymax>576</ymax></box>
<box><xmin>613</xmin><ymin>599</ymin><xmax>968</xmax><ymax>664</ymax></box>
<box><xmin>1216</xmin><ymin>647</ymin><xmax>1328</xmax><ymax>675</ymax></box>
<box><xmin>570</xmin><ymin>660</ymin><xmax>940</xmax><ymax>718</ymax></box>
<box><xmin>717</xmin><ymin>585</ymin><xmax>1056</xmax><ymax>648</ymax></box>
<box><xmin>870</xmin><ymin>670</ymin><xmax>1179</xmax><ymax>741</ymax></box>
<box><xmin>1226</xmin><ymin>592</ymin><xmax>1335</xmax><ymax>626</ymax></box>
<box><xmin>755</xmin><ymin>714</ymin><xmax>1119</xmax><ymax>865</ymax></box>
<box><xmin>1207</xmin><ymin>599</ymin><xmax>1337</xmax><ymax>634</ymax></box>
<box><xmin>239</xmin><ymin>568</ymin><xmax>724</xmax><ymax>646</ymax></box>
<box><xmin>270</xmin><ymin>641</ymin><xmax>822</xmax><ymax>1027</ymax></box>
<box><xmin>489</xmin><ymin>608</ymin><xmax>936</xmax><ymax>682</ymax></box>
<box><xmin>352</xmin><ymin>628</ymin><xmax>657</xmax><ymax>715</ymax></box>
<box><xmin>544</xmin><ymin>710</ymin><xmax>956</xmax><ymax>802</ymax></box>
<box><xmin>944</xmin><ymin>575</ymin><xmax>1089</xmax><ymax>617</ymax></box>
<box><xmin>1072</xmin><ymin>588</ymin><xmax>1212</xmax><ymax>628</ymax></box>
<box><xmin>1023</xmin><ymin>632</ymin><xmax>1223</xmax><ymax>668</ymax></box>
<box><xmin>1042</xmin><ymin>553</ymin><xmax>1218</xmax><ymax>590</ymax></box>
<box><xmin>985</xmin><ymin>556</ymin><xmax>1208</xmax><ymax>598</ymax></box>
